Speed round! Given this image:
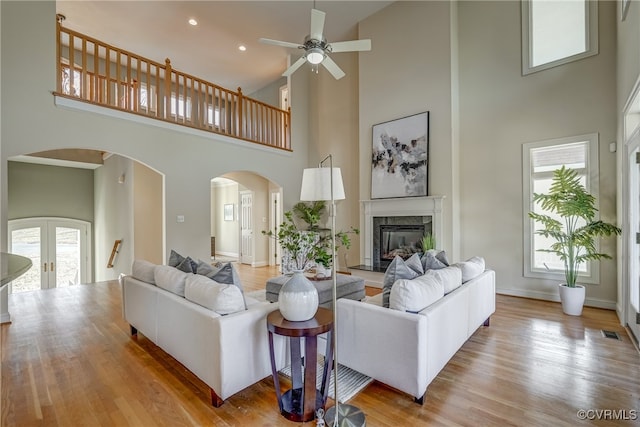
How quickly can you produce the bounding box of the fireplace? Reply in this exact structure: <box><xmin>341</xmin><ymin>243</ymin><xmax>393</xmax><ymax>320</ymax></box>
<box><xmin>373</xmin><ymin>216</ymin><xmax>431</xmax><ymax>269</ymax></box>
<box><xmin>359</xmin><ymin>196</ymin><xmax>444</xmax><ymax>274</ymax></box>
<box><xmin>380</xmin><ymin>225</ymin><xmax>425</xmax><ymax>267</ymax></box>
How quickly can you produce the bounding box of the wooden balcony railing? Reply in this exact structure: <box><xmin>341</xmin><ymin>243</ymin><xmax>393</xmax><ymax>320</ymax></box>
<box><xmin>55</xmin><ymin>18</ymin><xmax>291</xmax><ymax>151</ymax></box>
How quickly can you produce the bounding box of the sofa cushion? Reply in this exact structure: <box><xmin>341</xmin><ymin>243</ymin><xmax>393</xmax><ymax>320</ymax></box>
<box><xmin>421</xmin><ymin>249</ymin><xmax>449</xmax><ymax>271</ymax></box>
<box><xmin>184</xmin><ymin>274</ymin><xmax>245</xmax><ymax>315</ymax></box>
<box><xmin>455</xmin><ymin>256</ymin><xmax>485</xmax><ymax>283</ymax></box>
<box><xmin>389</xmin><ymin>272</ymin><xmax>445</xmax><ymax>313</ymax></box>
<box><xmin>154</xmin><ymin>265</ymin><xmax>191</xmax><ymax>297</ymax></box>
<box><xmin>131</xmin><ymin>259</ymin><xmax>156</xmax><ymax>284</ymax></box>
<box><xmin>429</xmin><ymin>265</ymin><xmax>463</xmax><ymax>294</ymax></box>
<box><xmin>197</xmin><ymin>261</ymin><xmax>247</xmax><ymax>309</ymax></box>
<box><xmin>382</xmin><ymin>254</ymin><xmax>423</xmax><ymax>308</ymax></box>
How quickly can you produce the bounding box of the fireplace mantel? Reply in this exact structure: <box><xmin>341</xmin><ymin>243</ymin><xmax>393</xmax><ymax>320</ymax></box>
<box><xmin>361</xmin><ymin>196</ymin><xmax>445</xmax><ymax>267</ymax></box>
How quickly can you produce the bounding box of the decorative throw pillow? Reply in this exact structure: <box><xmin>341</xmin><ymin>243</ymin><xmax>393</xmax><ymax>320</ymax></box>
<box><xmin>455</xmin><ymin>256</ymin><xmax>486</xmax><ymax>283</ymax></box>
<box><xmin>389</xmin><ymin>272</ymin><xmax>445</xmax><ymax>313</ymax></box>
<box><xmin>131</xmin><ymin>259</ymin><xmax>156</xmax><ymax>284</ymax></box>
<box><xmin>154</xmin><ymin>265</ymin><xmax>191</xmax><ymax>297</ymax></box>
<box><xmin>184</xmin><ymin>274</ymin><xmax>245</xmax><ymax>315</ymax></box>
<box><xmin>176</xmin><ymin>256</ymin><xmax>197</xmax><ymax>274</ymax></box>
<box><xmin>196</xmin><ymin>259</ymin><xmax>219</xmax><ymax>277</ymax></box>
<box><xmin>168</xmin><ymin>250</ymin><xmax>197</xmax><ymax>273</ymax></box>
<box><xmin>206</xmin><ymin>262</ymin><xmax>247</xmax><ymax>309</ymax></box>
<box><xmin>382</xmin><ymin>255</ymin><xmax>423</xmax><ymax>308</ymax></box>
<box><xmin>421</xmin><ymin>249</ymin><xmax>449</xmax><ymax>271</ymax></box>
<box><xmin>428</xmin><ymin>265</ymin><xmax>462</xmax><ymax>294</ymax></box>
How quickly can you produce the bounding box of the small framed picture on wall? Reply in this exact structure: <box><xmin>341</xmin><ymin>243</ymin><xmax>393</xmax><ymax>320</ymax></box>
<box><xmin>224</xmin><ymin>204</ymin><xmax>234</xmax><ymax>221</ymax></box>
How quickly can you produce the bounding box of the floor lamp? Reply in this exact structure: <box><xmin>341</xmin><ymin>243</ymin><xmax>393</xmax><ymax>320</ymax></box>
<box><xmin>300</xmin><ymin>155</ymin><xmax>366</xmax><ymax>427</ymax></box>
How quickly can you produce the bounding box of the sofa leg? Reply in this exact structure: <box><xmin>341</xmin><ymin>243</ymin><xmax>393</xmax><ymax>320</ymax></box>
<box><xmin>211</xmin><ymin>388</ymin><xmax>224</xmax><ymax>407</ymax></box>
<box><xmin>414</xmin><ymin>394</ymin><xmax>425</xmax><ymax>405</ymax></box>
<box><xmin>483</xmin><ymin>317</ymin><xmax>490</xmax><ymax>327</ymax></box>
<box><xmin>130</xmin><ymin>325</ymin><xmax>138</xmax><ymax>336</ymax></box>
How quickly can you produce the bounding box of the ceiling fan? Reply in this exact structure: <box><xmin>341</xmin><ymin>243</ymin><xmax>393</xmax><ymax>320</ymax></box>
<box><xmin>259</xmin><ymin>8</ymin><xmax>371</xmax><ymax>80</ymax></box>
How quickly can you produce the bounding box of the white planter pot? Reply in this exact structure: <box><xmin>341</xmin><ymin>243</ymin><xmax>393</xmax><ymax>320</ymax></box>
<box><xmin>558</xmin><ymin>284</ymin><xmax>585</xmax><ymax>316</ymax></box>
<box><xmin>278</xmin><ymin>270</ymin><xmax>319</xmax><ymax>321</ymax></box>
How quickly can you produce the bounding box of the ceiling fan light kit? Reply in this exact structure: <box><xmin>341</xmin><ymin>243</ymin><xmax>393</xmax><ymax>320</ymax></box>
<box><xmin>259</xmin><ymin>8</ymin><xmax>371</xmax><ymax>80</ymax></box>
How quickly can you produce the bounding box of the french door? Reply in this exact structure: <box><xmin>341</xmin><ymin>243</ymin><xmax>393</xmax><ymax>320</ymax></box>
<box><xmin>8</xmin><ymin>218</ymin><xmax>92</xmax><ymax>293</ymax></box>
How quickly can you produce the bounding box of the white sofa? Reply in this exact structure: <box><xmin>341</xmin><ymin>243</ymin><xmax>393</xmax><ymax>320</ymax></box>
<box><xmin>336</xmin><ymin>268</ymin><xmax>495</xmax><ymax>403</ymax></box>
<box><xmin>122</xmin><ymin>268</ymin><xmax>286</xmax><ymax>407</ymax></box>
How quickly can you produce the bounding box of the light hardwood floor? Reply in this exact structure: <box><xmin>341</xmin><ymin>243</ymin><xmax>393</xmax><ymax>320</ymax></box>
<box><xmin>1</xmin><ymin>264</ymin><xmax>639</xmax><ymax>426</ymax></box>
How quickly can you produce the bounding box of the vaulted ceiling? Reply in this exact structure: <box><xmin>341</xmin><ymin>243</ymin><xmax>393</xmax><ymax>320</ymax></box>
<box><xmin>56</xmin><ymin>1</ymin><xmax>392</xmax><ymax>94</ymax></box>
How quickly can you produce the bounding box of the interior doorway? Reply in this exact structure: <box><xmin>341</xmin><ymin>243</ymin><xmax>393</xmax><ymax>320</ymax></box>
<box><xmin>8</xmin><ymin>217</ymin><xmax>92</xmax><ymax>293</ymax></box>
<box><xmin>240</xmin><ymin>191</ymin><xmax>254</xmax><ymax>265</ymax></box>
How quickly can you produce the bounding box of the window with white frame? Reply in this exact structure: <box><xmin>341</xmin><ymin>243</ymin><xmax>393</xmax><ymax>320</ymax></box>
<box><xmin>523</xmin><ymin>133</ymin><xmax>600</xmax><ymax>283</ymax></box>
<box><xmin>207</xmin><ymin>106</ymin><xmax>221</xmax><ymax>127</ymax></box>
<box><xmin>521</xmin><ymin>0</ymin><xmax>598</xmax><ymax>75</ymax></box>
<box><xmin>170</xmin><ymin>95</ymin><xmax>192</xmax><ymax>119</ymax></box>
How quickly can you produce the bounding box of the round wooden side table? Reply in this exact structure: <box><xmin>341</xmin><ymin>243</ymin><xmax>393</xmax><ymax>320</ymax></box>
<box><xmin>267</xmin><ymin>307</ymin><xmax>334</xmax><ymax>422</ymax></box>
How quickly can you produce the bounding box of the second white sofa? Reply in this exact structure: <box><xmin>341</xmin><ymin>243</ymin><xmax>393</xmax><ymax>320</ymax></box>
<box><xmin>336</xmin><ymin>268</ymin><xmax>495</xmax><ymax>403</ymax></box>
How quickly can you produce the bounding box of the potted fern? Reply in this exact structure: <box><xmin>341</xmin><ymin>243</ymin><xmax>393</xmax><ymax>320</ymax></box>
<box><xmin>528</xmin><ymin>166</ymin><xmax>621</xmax><ymax>316</ymax></box>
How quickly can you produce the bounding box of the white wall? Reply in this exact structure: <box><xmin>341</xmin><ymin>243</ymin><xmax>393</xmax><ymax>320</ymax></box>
<box><xmin>1</xmin><ymin>1</ymin><xmax>310</xmax><ymax>269</ymax></box>
<box><xmin>616</xmin><ymin>1</ymin><xmax>640</xmax><ymax>317</ymax></box>
<box><xmin>133</xmin><ymin>161</ymin><xmax>163</xmax><ymax>264</ymax></box>
<box><xmin>457</xmin><ymin>1</ymin><xmax>618</xmax><ymax>308</ymax></box>
<box><xmin>358</xmin><ymin>2</ymin><xmax>457</xmax><ymax>260</ymax></box>
<box><xmin>213</xmin><ymin>181</ymin><xmax>240</xmax><ymax>257</ymax></box>
<box><xmin>94</xmin><ymin>155</ymin><xmax>134</xmax><ymax>281</ymax></box>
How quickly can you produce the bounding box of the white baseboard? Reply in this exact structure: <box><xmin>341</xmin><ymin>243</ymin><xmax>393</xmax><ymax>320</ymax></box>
<box><xmin>497</xmin><ymin>287</ymin><xmax>616</xmax><ymax>310</ymax></box>
<box><xmin>0</xmin><ymin>312</ymin><xmax>11</xmax><ymax>324</ymax></box>
<box><xmin>215</xmin><ymin>251</ymin><xmax>239</xmax><ymax>258</ymax></box>
<box><xmin>251</xmin><ymin>261</ymin><xmax>268</xmax><ymax>268</ymax></box>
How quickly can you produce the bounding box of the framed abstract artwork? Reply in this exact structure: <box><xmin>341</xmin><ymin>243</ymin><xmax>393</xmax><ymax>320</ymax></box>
<box><xmin>371</xmin><ymin>111</ymin><xmax>429</xmax><ymax>199</ymax></box>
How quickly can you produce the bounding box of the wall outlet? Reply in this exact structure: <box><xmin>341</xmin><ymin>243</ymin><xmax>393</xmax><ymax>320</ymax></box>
<box><xmin>177</xmin><ymin>215</ymin><xmax>185</xmax><ymax>223</ymax></box>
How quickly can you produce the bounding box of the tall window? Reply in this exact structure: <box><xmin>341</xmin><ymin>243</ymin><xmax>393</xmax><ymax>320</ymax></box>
<box><xmin>523</xmin><ymin>133</ymin><xmax>600</xmax><ymax>283</ymax></box>
<box><xmin>522</xmin><ymin>0</ymin><xmax>598</xmax><ymax>75</ymax></box>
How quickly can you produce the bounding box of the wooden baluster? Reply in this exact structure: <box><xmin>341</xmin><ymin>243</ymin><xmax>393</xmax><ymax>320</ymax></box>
<box><xmin>56</xmin><ymin>16</ymin><xmax>62</xmax><ymax>94</ymax></box>
<box><xmin>69</xmin><ymin>33</ymin><xmax>75</xmax><ymax>96</ymax></box>
<box><xmin>237</xmin><ymin>87</ymin><xmax>243</xmax><ymax>139</ymax></box>
<box><xmin>106</xmin><ymin>46</ymin><xmax>111</xmax><ymax>105</ymax></box>
<box><xmin>164</xmin><ymin>58</ymin><xmax>172</xmax><ymax>120</ymax></box>
<box><xmin>126</xmin><ymin>55</ymin><xmax>132</xmax><ymax>110</ymax></box>
<box><xmin>81</xmin><ymin>38</ymin><xmax>87</xmax><ymax>100</ymax></box>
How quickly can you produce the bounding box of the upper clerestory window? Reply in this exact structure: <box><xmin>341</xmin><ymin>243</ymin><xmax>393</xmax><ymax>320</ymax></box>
<box><xmin>521</xmin><ymin>0</ymin><xmax>598</xmax><ymax>75</ymax></box>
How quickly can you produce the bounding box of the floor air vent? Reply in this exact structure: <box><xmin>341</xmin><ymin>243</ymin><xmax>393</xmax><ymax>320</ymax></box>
<box><xmin>601</xmin><ymin>330</ymin><xmax>621</xmax><ymax>340</ymax></box>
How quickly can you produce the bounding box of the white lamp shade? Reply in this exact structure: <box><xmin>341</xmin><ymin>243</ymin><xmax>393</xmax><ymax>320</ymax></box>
<box><xmin>300</xmin><ymin>167</ymin><xmax>345</xmax><ymax>201</ymax></box>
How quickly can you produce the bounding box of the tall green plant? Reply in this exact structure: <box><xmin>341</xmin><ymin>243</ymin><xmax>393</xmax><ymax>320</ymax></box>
<box><xmin>528</xmin><ymin>166</ymin><xmax>621</xmax><ymax>287</ymax></box>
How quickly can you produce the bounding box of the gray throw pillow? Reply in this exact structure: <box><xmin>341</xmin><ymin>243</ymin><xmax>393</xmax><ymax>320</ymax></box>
<box><xmin>168</xmin><ymin>249</ymin><xmax>184</xmax><ymax>267</ymax></box>
<box><xmin>169</xmin><ymin>250</ymin><xmax>197</xmax><ymax>273</ymax></box>
<box><xmin>176</xmin><ymin>256</ymin><xmax>197</xmax><ymax>274</ymax></box>
<box><xmin>197</xmin><ymin>259</ymin><xmax>220</xmax><ymax>277</ymax></box>
<box><xmin>382</xmin><ymin>255</ymin><xmax>421</xmax><ymax>308</ymax></box>
<box><xmin>421</xmin><ymin>249</ymin><xmax>449</xmax><ymax>271</ymax></box>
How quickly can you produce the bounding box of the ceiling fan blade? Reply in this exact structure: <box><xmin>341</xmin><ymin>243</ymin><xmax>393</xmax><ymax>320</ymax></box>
<box><xmin>310</xmin><ymin>8</ymin><xmax>326</xmax><ymax>41</ymax></box>
<box><xmin>259</xmin><ymin>38</ymin><xmax>301</xmax><ymax>49</ymax></box>
<box><xmin>282</xmin><ymin>56</ymin><xmax>307</xmax><ymax>77</ymax></box>
<box><xmin>330</xmin><ymin>39</ymin><xmax>372</xmax><ymax>53</ymax></box>
<box><xmin>322</xmin><ymin>56</ymin><xmax>345</xmax><ymax>80</ymax></box>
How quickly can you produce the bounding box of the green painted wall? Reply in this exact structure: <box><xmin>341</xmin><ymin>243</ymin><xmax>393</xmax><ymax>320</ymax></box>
<box><xmin>8</xmin><ymin>161</ymin><xmax>94</xmax><ymax>222</ymax></box>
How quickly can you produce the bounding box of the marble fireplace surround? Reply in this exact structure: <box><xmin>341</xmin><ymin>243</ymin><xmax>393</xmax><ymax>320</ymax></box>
<box><xmin>361</xmin><ymin>196</ymin><xmax>444</xmax><ymax>269</ymax></box>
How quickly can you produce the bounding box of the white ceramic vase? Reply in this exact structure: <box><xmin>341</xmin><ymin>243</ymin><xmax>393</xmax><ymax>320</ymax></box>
<box><xmin>278</xmin><ymin>270</ymin><xmax>319</xmax><ymax>321</ymax></box>
<box><xmin>559</xmin><ymin>284</ymin><xmax>585</xmax><ymax>316</ymax></box>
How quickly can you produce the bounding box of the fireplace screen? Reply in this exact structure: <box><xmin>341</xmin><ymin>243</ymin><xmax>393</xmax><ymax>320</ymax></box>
<box><xmin>380</xmin><ymin>225</ymin><xmax>425</xmax><ymax>262</ymax></box>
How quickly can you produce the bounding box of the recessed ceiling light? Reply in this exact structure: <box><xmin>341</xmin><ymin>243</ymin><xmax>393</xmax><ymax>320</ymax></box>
<box><xmin>238</xmin><ymin>45</ymin><xmax>247</xmax><ymax>52</ymax></box>
<box><xmin>188</xmin><ymin>18</ymin><xmax>198</xmax><ymax>26</ymax></box>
